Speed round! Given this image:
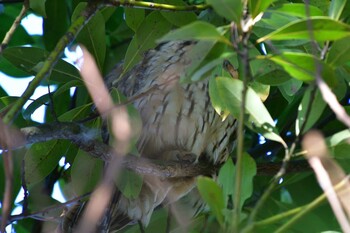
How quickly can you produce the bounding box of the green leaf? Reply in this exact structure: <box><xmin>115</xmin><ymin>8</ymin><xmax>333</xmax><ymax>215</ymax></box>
<box><xmin>268</xmin><ymin>3</ymin><xmax>323</xmax><ymax>18</ymax></box>
<box><xmin>72</xmin><ymin>3</ymin><xmax>106</xmax><ymax>71</ymax></box>
<box><xmin>238</xmin><ymin>153</ymin><xmax>256</xmax><ymax>209</ymax></box>
<box><xmin>329</xmin><ymin>0</ymin><xmax>347</xmax><ymax>20</ymax></box>
<box><xmin>71</xmin><ymin>149</ymin><xmax>103</xmax><ymax>195</ymax></box>
<box><xmin>197</xmin><ymin>176</ymin><xmax>225</xmax><ymax>225</ymax></box>
<box><xmin>251</xmin><ymin>58</ymin><xmax>291</xmax><ymax>86</ymax></box>
<box><xmin>155</xmin><ymin>0</ymin><xmax>197</xmax><ymax>27</ymax></box>
<box><xmin>124</xmin><ymin>8</ymin><xmax>145</xmax><ymax>31</ymax></box>
<box><xmin>53</xmin><ymin>80</ymin><xmax>84</xmax><ymax>97</ymax></box>
<box><xmin>123</xmin><ymin>11</ymin><xmax>172</xmax><ymax>74</ymax></box>
<box><xmin>182</xmin><ymin>40</ymin><xmax>217</xmax><ymax>81</ymax></box>
<box><xmin>29</xmin><ymin>0</ymin><xmax>46</xmax><ymax>17</ymax></box>
<box><xmin>278</xmin><ymin>78</ymin><xmax>303</xmax><ymax>102</ymax></box>
<box><xmin>327</xmin><ymin>36</ymin><xmax>350</xmax><ymax>67</ymax></box>
<box><xmin>296</xmin><ymin>87</ymin><xmax>326</xmax><ymax>135</ymax></box>
<box><xmin>255</xmin><ymin>69</ymin><xmax>291</xmax><ymax>85</ymax></box>
<box><xmin>327</xmin><ymin>129</ymin><xmax>350</xmax><ymax>147</ymax></box>
<box><xmin>218</xmin><ymin>158</ymin><xmax>235</xmax><ymax>204</ymax></box>
<box><xmin>257</xmin><ymin>17</ymin><xmax>350</xmax><ymax>43</ymax></box>
<box><xmin>58</xmin><ymin>103</ymin><xmax>93</xmax><ymax>121</ymax></box>
<box><xmin>22</xmin><ymin>94</ymin><xmax>50</xmax><ymax>121</ymax></box>
<box><xmin>24</xmin><ymin>140</ymin><xmax>67</xmax><ymax>186</ymax></box>
<box><xmin>209</xmin><ymin>77</ymin><xmax>286</xmax><ymax>147</ymax></box>
<box><xmin>249</xmin><ymin>0</ymin><xmax>276</xmax><ymax>19</ymax></box>
<box><xmin>43</xmin><ymin>0</ymin><xmax>69</xmax><ymax>51</ymax></box>
<box><xmin>206</xmin><ymin>0</ymin><xmax>242</xmax><ymax>23</ymax></box>
<box><xmin>117</xmin><ymin>169</ymin><xmax>143</xmax><ymax>199</ymax></box>
<box><xmin>158</xmin><ymin>21</ymin><xmax>230</xmax><ymax>45</ymax></box>
<box><xmin>267</xmin><ymin>52</ymin><xmax>336</xmax><ymax>86</ymax></box>
<box><xmin>2</xmin><ymin>47</ymin><xmax>81</xmax><ymax>83</ymax></box>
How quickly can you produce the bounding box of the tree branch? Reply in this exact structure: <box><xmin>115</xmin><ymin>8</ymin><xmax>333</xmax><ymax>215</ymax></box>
<box><xmin>17</xmin><ymin>122</ymin><xmax>216</xmax><ymax>178</ymax></box>
<box><xmin>106</xmin><ymin>0</ymin><xmax>209</xmax><ymax>11</ymax></box>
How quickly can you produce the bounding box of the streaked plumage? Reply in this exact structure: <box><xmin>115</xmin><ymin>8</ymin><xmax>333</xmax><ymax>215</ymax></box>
<box><xmin>62</xmin><ymin>41</ymin><xmax>237</xmax><ymax>232</ymax></box>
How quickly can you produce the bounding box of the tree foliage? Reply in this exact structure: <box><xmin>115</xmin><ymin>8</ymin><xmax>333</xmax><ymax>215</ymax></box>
<box><xmin>1</xmin><ymin>0</ymin><xmax>350</xmax><ymax>232</ymax></box>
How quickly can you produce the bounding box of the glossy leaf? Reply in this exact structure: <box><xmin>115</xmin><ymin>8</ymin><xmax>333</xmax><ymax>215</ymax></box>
<box><xmin>197</xmin><ymin>176</ymin><xmax>225</xmax><ymax>225</ymax></box>
<box><xmin>327</xmin><ymin>36</ymin><xmax>350</xmax><ymax>67</ymax></box>
<box><xmin>296</xmin><ymin>88</ymin><xmax>326</xmax><ymax>135</ymax></box>
<box><xmin>239</xmin><ymin>153</ymin><xmax>256</xmax><ymax>209</ymax></box>
<box><xmin>218</xmin><ymin>158</ymin><xmax>235</xmax><ymax>204</ymax></box>
<box><xmin>329</xmin><ymin>0</ymin><xmax>347</xmax><ymax>20</ymax></box>
<box><xmin>182</xmin><ymin>40</ymin><xmax>217</xmax><ymax>81</ymax></box>
<box><xmin>125</xmin><ymin>8</ymin><xmax>145</xmax><ymax>31</ymax></box>
<box><xmin>209</xmin><ymin>77</ymin><xmax>286</xmax><ymax>147</ymax></box>
<box><xmin>24</xmin><ymin>140</ymin><xmax>67</xmax><ymax>186</ymax></box>
<box><xmin>58</xmin><ymin>103</ymin><xmax>93</xmax><ymax>121</ymax></box>
<box><xmin>257</xmin><ymin>17</ymin><xmax>350</xmax><ymax>43</ymax></box>
<box><xmin>71</xmin><ymin>149</ymin><xmax>103</xmax><ymax>195</ymax></box>
<box><xmin>268</xmin><ymin>3</ymin><xmax>323</xmax><ymax>18</ymax></box>
<box><xmin>53</xmin><ymin>80</ymin><xmax>84</xmax><ymax>97</ymax></box>
<box><xmin>327</xmin><ymin>129</ymin><xmax>350</xmax><ymax>147</ymax></box>
<box><xmin>43</xmin><ymin>0</ymin><xmax>69</xmax><ymax>51</ymax></box>
<box><xmin>22</xmin><ymin>93</ymin><xmax>50</xmax><ymax>121</ymax></box>
<box><xmin>159</xmin><ymin>21</ymin><xmax>230</xmax><ymax>45</ymax></box>
<box><xmin>72</xmin><ymin>3</ymin><xmax>106</xmax><ymax>71</ymax></box>
<box><xmin>2</xmin><ymin>47</ymin><xmax>81</xmax><ymax>83</ymax></box>
<box><xmin>29</xmin><ymin>0</ymin><xmax>46</xmax><ymax>17</ymax></box>
<box><xmin>123</xmin><ymin>11</ymin><xmax>172</xmax><ymax>74</ymax></box>
<box><xmin>117</xmin><ymin>169</ymin><xmax>143</xmax><ymax>199</ymax></box>
<box><xmin>250</xmin><ymin>0</ymin><xmax>276</xmax><ymax>19</ymax></box>
<box><xmin>267</xmin><ymin>52</ymin><xmax>336</xmax><ymax>86</ymax></box>
<box><xmin>206</xmin><ymin>0</ymin><xmax>242</xmax><ymax>23</ymax></box>
<box><xmin>156</xmin><ymin>0</ymin><xmax>196</xmax><ymax>27</ymax></box>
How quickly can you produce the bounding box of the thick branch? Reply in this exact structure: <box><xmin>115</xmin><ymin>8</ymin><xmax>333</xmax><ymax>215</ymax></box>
<box><xmin>17</xmin><ymin>122</ymin><xmax>309</xmax><ymax>178</ymax></box>
<box><xmin>19</xmin><ymin>122</ymin><xmax>216</xmax><ymax>178</ymax></box>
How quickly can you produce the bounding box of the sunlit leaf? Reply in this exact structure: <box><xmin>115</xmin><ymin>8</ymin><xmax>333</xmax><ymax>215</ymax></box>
<box><xmin>197</xmin><ymin>176</ymin><xmax>225</xmax><ymax>225</ymax></box>
<box><xmin>206</xmin><ymin>0</ymin><xmax>242</xmax><ymax>23</ymax></box>
<box><xmin>209</xmin><ymin>77</ymin><xmax>286</xmax><ymax>147</ymax></box>
<box><xmin>329</xmin><ymin>0</ymin><xmax>347</xmax><ymax>20</ymax></box>
<box><xmin>327</xmin><ymin>36</ymin><xmax>350</xmax><ymax>67</ymax></box>
<box><xmin>268</xmin><ymin>3</ymin><xmax>323</xmax><ymax>18</ymax></box>
<box><xmin>159</xmin><ymin>21</ymin><xmax>230</xmax><ymax>45</ymax></box>
<box><xmin>257</xmin><ymin>17</ymin><xmax>350</xmax><ymax>43</ymax></box>
<box><xmin>24</xmin><ymin>140</ymin><xmax>67</xmax><ymax>186</ymax></box>
<box><xmin>250</xmin><ymin>0</ymin><xmax>276</xmax><ymax>19</ymax></box>
<box><xmin>267</xmin><ymin>52</ymin><xmax>336</xmax><ymax>86</ymax></box>
<box><xmin>296</xmin><ymin>87</ymin><xmax>326</xmax><ymax>135</ymax></box>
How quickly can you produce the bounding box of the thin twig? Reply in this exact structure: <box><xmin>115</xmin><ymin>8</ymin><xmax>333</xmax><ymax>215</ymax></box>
<box><xmin>0</xmin><ymin>0</ymin><xmax>29</xmax><ymax>53</ymax></box>
<box><xmin>2</xmin><ymin>2</ymin><xmax>101</xmax><ymax>125</ymax></box>
<box><xmin>1</xmin><ymin>193</ymin><xmax>91</xmax><ymax>224</ymax></box>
